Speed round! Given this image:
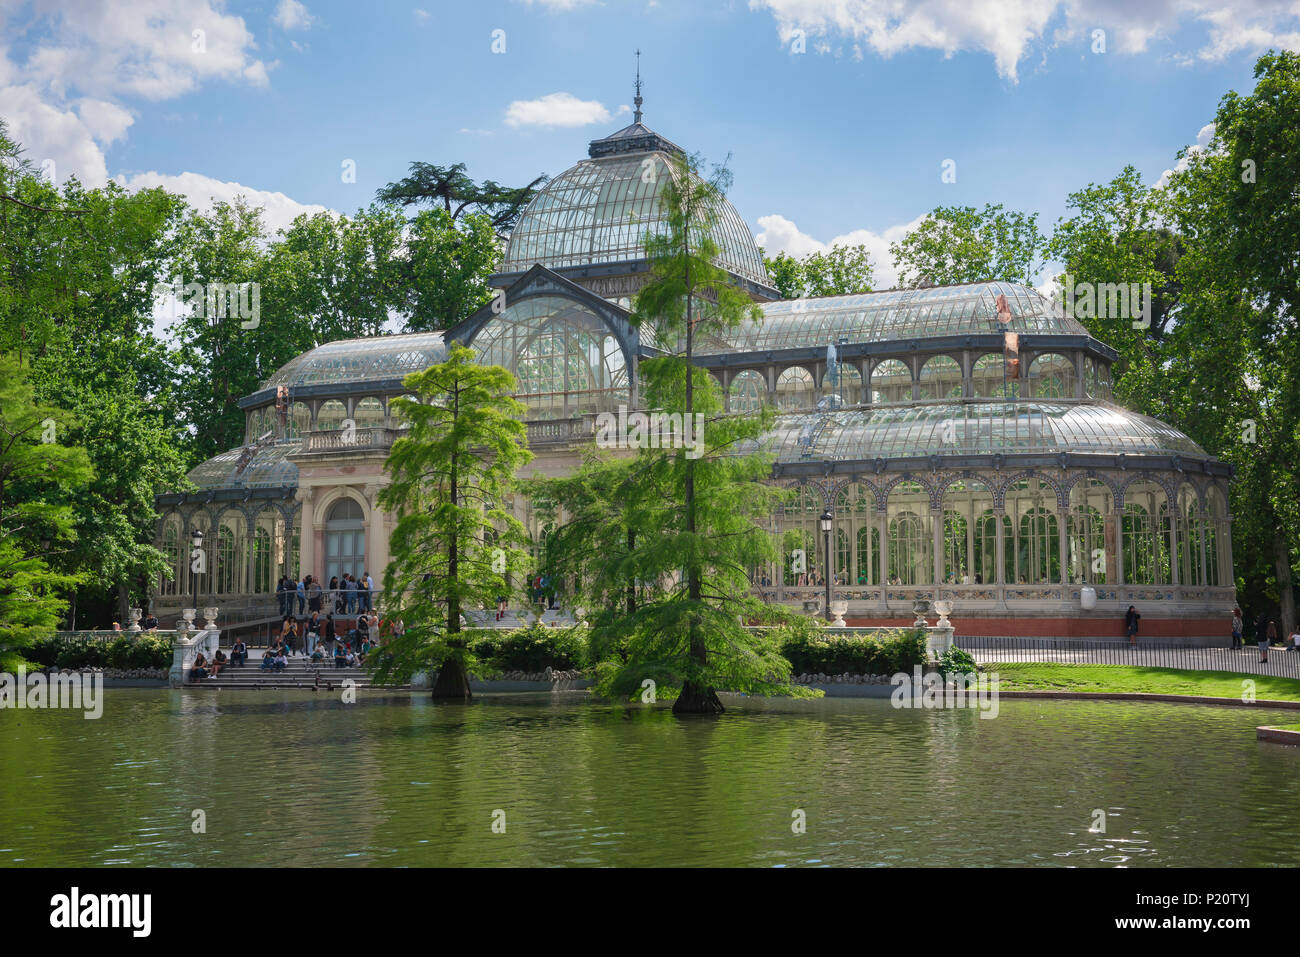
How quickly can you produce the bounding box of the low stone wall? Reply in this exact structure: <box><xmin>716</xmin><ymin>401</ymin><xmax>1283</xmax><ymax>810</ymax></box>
<box><xmin>28</xmin><ymin>667</ymin><xmax>169</xmax><ymax>686</ymax></box>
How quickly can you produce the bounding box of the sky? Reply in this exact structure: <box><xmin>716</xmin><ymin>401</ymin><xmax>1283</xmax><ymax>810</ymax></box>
<box><xmin>2</xmin><ymin>0</ymin><xmax>1298</xmax><ymax>289</ymax></box>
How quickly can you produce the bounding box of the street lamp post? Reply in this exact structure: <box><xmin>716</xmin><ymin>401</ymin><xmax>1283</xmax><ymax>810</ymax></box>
<box><xmin>820</xmin><ymin>508</ymin><xmax>834</xmax><ymax>622</ymax></box>
<box><xmin>191</xmin><ymin>528</ymin><xmax>204</xmax><ymax>629</ymax></box>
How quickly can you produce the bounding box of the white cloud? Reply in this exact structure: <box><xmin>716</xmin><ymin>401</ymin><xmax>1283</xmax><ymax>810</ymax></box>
<box><xmin>504</xmin><ymin>92</ymin><xmax>625</xmax><ymax>128</ymax></box>
<box><xmin>274</xmin><ymin>0</ymin><xmax>315</xmax><ymax>30</ymax></box>
<box><xmin>754</xmin><ymin>212</ymin><xmax>926</xmax><ymax>290</ymax></box>
<box><xmin>414</xmin><ymin>8</ymin><xmax>432</xmax><ymax>25</ymax></box>
<box><xmin>0</xmin><ymin>0</ymin><xmax>273</xmax><ymax>188</ymax></box>
<box><xmin>1154</xmin><ymin>121</ymin><xmax>1216</xmax><ymax>189</ymax></box>
<box><xmin>750</xmin><ymin>0</ymin><xmax>1300</xmax><ymax>81</ymax></box>
<box><xmin>118</xmin><ymin>170</ymin><xmax>330</xmax><ymax>235</ymax></box>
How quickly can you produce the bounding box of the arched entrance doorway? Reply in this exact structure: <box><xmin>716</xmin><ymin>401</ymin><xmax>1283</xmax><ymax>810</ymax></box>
<box><xmin>325</xmin><ymin>497</ymin><xmax>366</xmax><ymax>585</ymax></box>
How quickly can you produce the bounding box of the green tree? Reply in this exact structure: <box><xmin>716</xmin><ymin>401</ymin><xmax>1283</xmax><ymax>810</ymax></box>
<box><xmin>401</xmin><ymin>208</ymin><xmax>500</xmax><ymax>332</ymax></box>
<box><xmin>376</xmin><ymin>161</ymin><xmax>547</xmax><ymax>237</ymax></box>
<box><xmin>624</xmin><ymin>153</ymin><xmax>809</xmax><ymax>714</ymax></box>
<box><xmin>890</xmin><ymin>203</ymin><xmax>1045</xmax><ymax>288</ymax></box>
<box><xmin>762</xmin><ymin>244</ymin><xmax>875</xmax><ymax>298</ymax></box>
<box><xmin>0</xmin><ymin>354</ymin><xmax>93</xmax><ymax>669</ymax></box>
<box><xmin>369</xmin><ymin>343</ymin><xmax>533</xmax><ymax>698</ymax></box>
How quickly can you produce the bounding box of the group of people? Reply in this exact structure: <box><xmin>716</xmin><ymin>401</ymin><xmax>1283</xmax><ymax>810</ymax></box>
<box><xmin>276</xmin><ymin>572</ymin><xmax>375</xmax><ymax>618</ymax></box>
<box><xmin>1230</xmin><ymin>607</ymin><xmax>1300</xmax><ymax>663</ymax></box>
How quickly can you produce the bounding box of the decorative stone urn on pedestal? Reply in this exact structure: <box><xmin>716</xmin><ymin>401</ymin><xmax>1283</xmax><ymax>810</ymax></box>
<box><xmin>202</xmin><ymin>606</ymin><xmax>219</xmax><ymax>629</ymax></box>
<box><xmin>181</xmin><ymin>608</ymin><xmax>197</xmax><ymax>632</ymax></box>
<box><xmin>912</xmin><ymin>597</ymin><xmax>931</xmax><ymax>628</ymax></box>
<box><xmin>127</xmin><ymin>607</ymin><xmax>143</xmax><ymax>632</ymax></box>
<box><xmin>1080</xmin><ymin>585</ymin><xmax>1097</xmax><ymax>610</ymax></box>
<box><xmin>932</xmin><ymin>599</ymin><xmax>953</xmax><ymax>628</ymax></box>
<box><xmin>802</xmin><ymin>599</ymin><xmax>822</xmax><ymax>616</ymax></box>
<box><xmin>830</xmin><ymin>600</ymin><xmax>849</xmax><ymax>627</ymax></box>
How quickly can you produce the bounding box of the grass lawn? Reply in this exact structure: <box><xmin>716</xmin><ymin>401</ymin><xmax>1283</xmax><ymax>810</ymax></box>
<box><xmin>988</xmin><ymin>663</ymin><xmax>1300</xmax><ymax>702</ymax></box>
<box><xmin>1266</xmin><ymin>722</ymin><xmax>1300</xmax><ymax>731</ymax></box>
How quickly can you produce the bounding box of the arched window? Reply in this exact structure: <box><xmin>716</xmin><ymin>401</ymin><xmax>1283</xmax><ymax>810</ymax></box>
<box><xmin>317</xmin><ymin>399</ymin><xmax>347</xmax><ymax>431</ymax></box>
<box><xmin>1175</xmin><ymin>483</ymin><xmax>1200</xmax><ymax>585</ymax></box>
<box><xmin>470</xmin><ymin>296</ymin><xmax>629</xmax><ymax>419</ymax></box>
<box><xmin>729</xmin><ymin>370</ymin><xmax>766</xmax><ymax>413</ymax></box>
<box><xmin>942</xmin><ymin>480</ymin><xmax>994</xmax><ymax>584</ymax></box>
<box><xmin>353</xmin><ymin>396</ymin><xmax>384</xmax><ymax>430</ymax></box>
<box><xmin>971</xmin><ymin>354</ymin><xmax>1006</xmax><ymax>398</ymax></box>
<box><xmin>325</xmin><ymin>497</ymin><xmax>367</xmax><ymax>585</ymax></box>
<box><xmin>1068</xmin><ymin>479</ymin><xmax>1111</xmax><ymax>584</ymax></box>
<box><xmin>1005</xmin><ymin>478</ymin><xmax>1059</xmax><ymax>584</ymax></box>
<box><xmin>975</xmin><ymin>510</ymin><xmax>1009</xmax><ymax>586</ymax></box>
<box><xmin>834</xmin><ymin>482</ymin><xmax>878</xmax><ymax>585</ymax></box>
<box><xmin>778</xmin><ymin>484</ymin><xmax>823</xmax><ymax>586</ymax></box>
<box><xmin>871</xmin><ymin>359</ymin><xmax>911</xmax><ymax>404</ymax></box>
<box><xmin>1027</xmin><ymin>353</ymin><xmax>1076</xmax><ymax>399</ymax></box>
<box><xmin>214</xmin><ymin>522</ymin><xmax>240</xmax><ymax>595</ymax></box>
<box><xmin>288</xmin><ymin>401</ymin><xmax>311</xmax><ymax>439</ymax></box>
<box><xmin>159</xmin><ymin>521</ymin><xmax>181</xmax><ymax>596</ymax></box>
<box><xmin>887</xmin><ymin>481</ymin><xmax>931</xmax><ymax>585</ymax></box>
<box><xmin>1205</xmin><ymin>486</ymin><xmax>1228</xmax><ymax>587</ymax></box>
<box><xmin>775</xmin><ymin>366</ymin><xmax>815</xmax><ymax>411</ymax></box>
<box><xmin>918</xmin><ymin>355</ymin><xmax>962</xmax><ymax>400</ymax></box>
<box><xmin>829</xmin><ymin>365</ymin><xmax>862</xmax><ymax>406</ymax></box>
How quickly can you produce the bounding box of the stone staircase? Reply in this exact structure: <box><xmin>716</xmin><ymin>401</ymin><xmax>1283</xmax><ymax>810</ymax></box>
<box><xmin>463</xmin><ymin>608</ymin><xmax>578</xmax><ymax>629</ymax></box>
<box><xmin>189</xmin><ymin>652</ymin><xmax>402</xmax><ymax>690</ymax></box>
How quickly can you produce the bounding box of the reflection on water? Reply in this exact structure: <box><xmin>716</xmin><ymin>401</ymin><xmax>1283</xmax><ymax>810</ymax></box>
<box><xmin>2</xmin><ymin>690</ymin><xmax>1298</xmax><ymax>867</ymax></box>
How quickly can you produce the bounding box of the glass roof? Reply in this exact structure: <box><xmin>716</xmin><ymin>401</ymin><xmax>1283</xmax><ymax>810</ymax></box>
<box><xmin>500</xmin><ymin>151</ymin><xmax>770</xmax><ymax>288</ymax></box>
<box><xmin>761</xmin><ymin>402</ymin><xmax>1208</xmax><ymax>463</ymax></box>
<box><xmin>188</xmin><ymin>441</ymin><xmax>300</xmax><ymax>491</ymax></box>
<box><xmin>709</xmin><ymin>281</ymin><xmax>1087</xmax><ymax>354</ymax></box>
<box><xmin>262</xmin><ymin>332</ymin><xmax>447</xmax><ymax>390</ymax></box>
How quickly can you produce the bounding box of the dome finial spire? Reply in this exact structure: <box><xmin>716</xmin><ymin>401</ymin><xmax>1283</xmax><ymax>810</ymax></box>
<box><xmin>633</xmin><ymin>49</ymin><xmax>643</xmax><ymax>124</ymax></box>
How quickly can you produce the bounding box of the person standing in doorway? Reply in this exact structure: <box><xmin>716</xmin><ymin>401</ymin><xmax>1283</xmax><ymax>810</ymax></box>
<box><xmin>1125</xmin><ymin>605</ymin><xmax>1140</xmax><ymax>647</ymax></box>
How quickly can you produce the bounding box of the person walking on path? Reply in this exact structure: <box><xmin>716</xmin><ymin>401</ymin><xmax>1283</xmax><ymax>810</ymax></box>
<box><xmin>1231</xmin><ymin>607</ymin><xmax>1243</xmax><ymax>649</ymax></box>
<box><xmin>1259</xmin><ymin>616</ymin><xmax>1275</xmax><ymax>664</ymax></box>
<box><xmin>1125</xmin><ymin>605</ymin><xmax>1140</xmax><ymax>647</ymax></box>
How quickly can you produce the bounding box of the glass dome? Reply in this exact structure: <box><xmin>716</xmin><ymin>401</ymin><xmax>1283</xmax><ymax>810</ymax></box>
<box><xmin>764</xmin><ymin>402</ymin><xmax>1208</xmax><ymax>463</ymax></box>
<box><xmin>500</xmin><ymin>151</ymin><xmax>770</xmax><ymax>288</ymax></box>
<box><xmin>262</xmin><ymin>332</ymin><xmax>447</xmax><ymax>389</ymax></box>
<box><xmin>188</xmin><ymin>441</ymin><xmax>301</xmax><ymax>490</ymax></box>
<box><xmin>711</xmin><ymin>281</ymin><xmax>1086</xmax><ymax>354</ymax></box>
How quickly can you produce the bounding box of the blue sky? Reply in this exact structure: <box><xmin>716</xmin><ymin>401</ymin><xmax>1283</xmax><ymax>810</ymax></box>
<box><xmin>3</xmin><ymin>0</ymin><xmax>1297</xmax><ymax>286</ymax></box>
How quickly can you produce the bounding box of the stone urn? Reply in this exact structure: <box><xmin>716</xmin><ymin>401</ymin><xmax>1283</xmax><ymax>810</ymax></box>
<box><xmin>181</xmin><ymin>608</ymin><xmax>197</xmax><ymax>632</ymax></box>
<box><xmin>912</xmin><ymin>597</ymin><xmax>931</xmax><ymax>628</ymax></box>
<box><xmin>830</xmin><ymin>600</ymin><xmax>849</xmax><ymax>627</ymax></box>
<box><xmin>802</xmin><ymin>599</ymin><xmax>822</xmax><ymax>616</ymax></box>
<box><xmin>127</xmin><ymin>607</ymin><xmax>143</xmax><ymax>632</ymax></box>
<box><xmin>933</xmin><ymin>599</ymin><xmax>953</xmax><ymax>628</ymax></box>
<box><xmin>202</xmin><ymin>606</ymin><xmax>219</xmax><ymax>629</ymax></box>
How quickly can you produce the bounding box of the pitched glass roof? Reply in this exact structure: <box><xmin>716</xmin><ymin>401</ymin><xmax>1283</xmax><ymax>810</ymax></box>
<box><xmin>188</xmin><ymin>441</ymin><xmax>300</xmax><ymax>490</ymax></box>
<box><xmin>262</xmin><ymin>332</ymin><xmax>446</xmax><ymax>389</ymax></box>
<box><xmin>500</xmin><ymin>151</ymin><xmax>770</xmax><ymax>288</ymax></box>
<box><xmin>709</xmin><ymin>281</ymin><xmax>1087</xmax><ymax>354</ymax></box>
<box><xmin>762</xmin><ymin>402</ymin><xmax>1208</xmax><ymax>463</ymax></box>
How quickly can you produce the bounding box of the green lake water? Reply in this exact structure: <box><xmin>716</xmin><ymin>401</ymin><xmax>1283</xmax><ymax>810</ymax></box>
<box><xmin>2</xmin><ymin>689</ymin><xmax>1298</xmax><ymax>867</ymax></box>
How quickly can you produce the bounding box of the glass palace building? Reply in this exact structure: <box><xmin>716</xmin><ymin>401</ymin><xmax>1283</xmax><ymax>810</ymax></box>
<box><xmin>154</xmin><ymin>110</ymin><xmax>1235</xmax><ymax>639</ymax></box>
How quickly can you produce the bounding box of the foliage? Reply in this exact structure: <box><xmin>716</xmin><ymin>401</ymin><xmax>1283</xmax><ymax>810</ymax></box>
<box><xmin>470</xmin><ymin>622</ymin><xmax>589</xmax><ymax>672</ymax></box>
<box><xmin>27</xmin><ymin>633</ymin><xmax>173</xmax><ymax>670</ymax></box>
<box><xmin>890</xmin><ymin>203</ymin><xmax>1045</xmax><ymax>287</ymax></box>
<box><xmin>375</xmin><ymin>161</ymin><xmax>547</xmax><ymax>237</ymax></box>
<box><xmin>777</xmin><ymin>624</ymin><xmax>928</xmax><ymax>675</ymax></box>
<box><xmin>368</xmin><ymin>343</ymin><xmax>532</xmax><ymax>691</ymax></box>
<box><xmin>763</xmin><ymin>244</ymin><xmax>875</xmax><ymax>298</ymax></box>
<box><xmin>401</xmin><ymin>208</ymin><xmax>500</xmax><ymax>332</ymax></box>
<box><xmin>936</xmin><ymin>646</ymin><xmax>978</xmax><ymax>679</ymax></box>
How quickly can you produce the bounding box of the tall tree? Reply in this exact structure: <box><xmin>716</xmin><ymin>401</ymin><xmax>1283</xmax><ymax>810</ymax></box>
<box><xmin>376</xmin><ymin>161</ymin><xmax>547</xmax><ymax>237</ymax></box>
<box><xmin>369</xmin><ymin>344</ymin><xmax>532</xmax><ymax>699</ymax></box>
<box><xmin>0</xmin><ymin>353</ymin><xmax>93</xmax><ymax>668</ymax></box>
<box><xmin>401</xmin><ymin>208</ymin><xmax>500</xmax><ymax>332</ymax></box>
<box><xmin>626</xmin><ymin>153</ymin><xmax>807</xmax><ymax>714</ymax></box>
<box><xmin>763</xmin><ymin>244</ymin><xmax>875</xmax><ymax>298</ymax></box>
<box><xmin>890</xmin><ymin>203</ymin><xmax>1045</xmax><ymax>288</ymax></box>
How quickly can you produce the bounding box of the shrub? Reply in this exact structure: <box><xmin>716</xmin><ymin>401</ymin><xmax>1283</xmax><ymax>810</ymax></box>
<box><xmin>778</xmin><ymin>624</ymin><xmax>927</xmax><ymax>675</ymax></box>
<box><xmin>937</xmin><ymin>646</ymin><xmax>978</xmax><ymax>679</ymax></box>
<box><xmin>41</xmin><ymin>633</ymin><xmax>174</xmax><ymax>671</ymax></box>
<box><xmin>470</xmin><ymin>622</ymin><xmax>589</xmax><ymax>673</ymax></box>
